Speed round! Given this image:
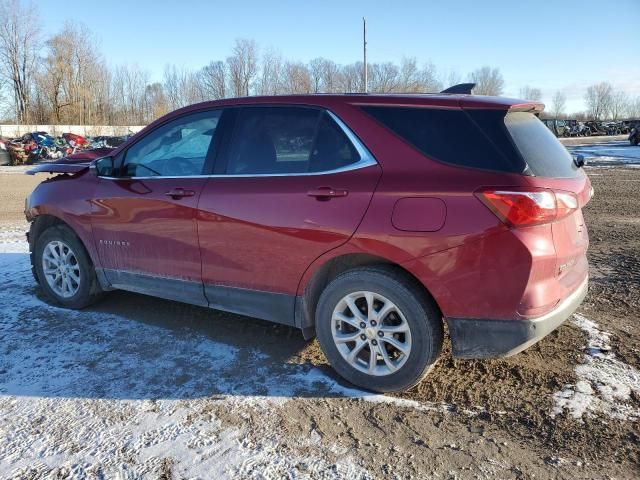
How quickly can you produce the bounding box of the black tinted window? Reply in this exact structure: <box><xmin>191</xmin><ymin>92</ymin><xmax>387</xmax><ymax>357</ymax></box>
<box><xmin>123</xmin><ymin>110</ymin><xmax>220</xmax><ymax>177</ymax></box>
<box><xmin>362</xmin><ymin>106</ymin><xmax>526</xmax><ymax>174</ymax></box>
<box><xmin>227</xmin><ymin>107</ymin><xmax>318</xmax><ymax>174</ymax></box>
<box><xmin>309</xmin><ymin>113</ymin><xmax>360</xmax><ymax>172</ymax></box>
<box><xmin>226</xmin><ymin>107</ymin><xmax>360</xmax><ymax>174</ymax></box>
<box><xmin>505</xmin><ymin>112</ymin><xmax>580</xmax><ymax>178</ymax></box>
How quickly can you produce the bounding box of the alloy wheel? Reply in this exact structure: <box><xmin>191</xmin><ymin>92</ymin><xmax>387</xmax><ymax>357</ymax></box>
<box><xmin>331</xmin><ymin>291</ymin><xmax>412</xmax><ymax>376</ymax></box>
<box><xmin>42</xmin><ymin>240</ymin><xmax>81</xmax><ymax>298</ymax></box>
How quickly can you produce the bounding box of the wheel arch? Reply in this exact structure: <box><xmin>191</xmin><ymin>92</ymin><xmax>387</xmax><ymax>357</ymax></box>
<box><xmin>28</xmin><ymin>213</ymin><xmax>107</xmax><ymax>288</ymax></box>
<box><xmin>295</xmin><ymin>252</ymin><xmax>443</xmax><ymax>339</ymax></box>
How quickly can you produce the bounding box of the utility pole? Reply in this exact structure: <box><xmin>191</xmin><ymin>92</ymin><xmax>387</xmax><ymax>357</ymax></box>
<box><xmin>363</xmin><ymin>17</ymin><xmax>368</xmax><ymax>93</ymax></box>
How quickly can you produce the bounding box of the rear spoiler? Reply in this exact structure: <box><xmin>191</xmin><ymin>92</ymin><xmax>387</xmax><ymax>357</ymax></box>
<box><xmin>508</xmin><ymin>102</ymin><xmax>545</xmax><ymax>113</ymax></box>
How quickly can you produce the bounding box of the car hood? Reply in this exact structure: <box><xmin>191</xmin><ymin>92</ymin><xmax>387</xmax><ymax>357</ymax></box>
<box><xmin>26</xmin><ymin>147</ymin><xmax>113</xmax><ymax>175</ymax></box>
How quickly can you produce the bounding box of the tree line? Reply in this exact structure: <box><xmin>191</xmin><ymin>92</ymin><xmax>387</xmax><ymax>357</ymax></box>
<box><xmin>0</xmin><ymin>0</ymin><xmax>638</xmax><ymax>126</ymax></box>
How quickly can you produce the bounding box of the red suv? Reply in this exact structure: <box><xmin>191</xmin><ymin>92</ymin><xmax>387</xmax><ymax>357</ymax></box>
<box><xmin>25</xmin><ymin>93</ymin><xmax>591</xmax><ymax>392</ymax></box>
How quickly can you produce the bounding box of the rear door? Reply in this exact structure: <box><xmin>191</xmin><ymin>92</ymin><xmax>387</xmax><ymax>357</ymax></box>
<box><xmin>91</xmin><ymin>109</ymin><xmax>223</xmax><ymax>305</ymax></box>
<box><xmin>196</xmin><ymin>106</ymin><xmax>381</xmax><ymax>323</ymax></box>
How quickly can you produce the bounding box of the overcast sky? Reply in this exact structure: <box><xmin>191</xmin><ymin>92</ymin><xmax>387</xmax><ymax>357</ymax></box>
<box><xmin>38</xmin><ymin>0</ymin><xmax>640</xmax><ymax>113</ymax></box>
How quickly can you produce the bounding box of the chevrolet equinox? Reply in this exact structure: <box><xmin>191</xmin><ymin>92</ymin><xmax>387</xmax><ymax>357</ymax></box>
<box><xmin>25</xmin><ymin>91</ymin><xmax>591</xmax><ymax>392</ymax></box>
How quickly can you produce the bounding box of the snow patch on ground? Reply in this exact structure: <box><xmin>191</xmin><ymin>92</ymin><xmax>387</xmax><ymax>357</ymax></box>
<box><xmin>1</xmin><ymin>396</ymin><xmax>372</xmax><ymax>479</ymax></box>
<box><xmin>0</xmin><ymin>222</ymin><xmax>29</xmax><ymax>253</ymax></box>
<box><xmin>552</xmin><ymin>314</ymin><xmax>640</xmax><ymax>420</ymax></box>
<box><xmin>566</xmin><ymin>141</ymin><xmax>640</xmax><ymax>167</ymax></box>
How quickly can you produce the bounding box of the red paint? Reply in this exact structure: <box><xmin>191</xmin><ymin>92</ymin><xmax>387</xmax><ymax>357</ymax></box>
<box><xmin>26</xmin><ymin>93</ymin><xmax>590</xmax><ymax>325</ymax></box>
<box><xmin>91</xmin><ymin>177</ymin><xmax>207</xmax><ymax>280</ymax></box>
<box><xmin>392</xmin><ymin>197</ymin><xmax>446</xmax><ymax>232</ymax></box>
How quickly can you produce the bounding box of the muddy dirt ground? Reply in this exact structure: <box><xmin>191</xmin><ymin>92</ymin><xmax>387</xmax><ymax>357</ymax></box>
<box><xmin>0</xmin><ymin>159</ymin><xmax>638</xmax><ymax>479</ymax></box>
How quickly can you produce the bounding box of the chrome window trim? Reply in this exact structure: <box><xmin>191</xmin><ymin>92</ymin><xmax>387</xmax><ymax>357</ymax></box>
<box><xmin>99</xmin><ymin>110</ymin><xmax>377</xmax><ymax>180</ymax></box>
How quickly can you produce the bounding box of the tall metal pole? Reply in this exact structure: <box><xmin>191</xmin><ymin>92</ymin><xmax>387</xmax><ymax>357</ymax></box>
<box><xmin>363</xmin><ymin>17</ymin><xmax>368</xmax><ymax>93</ymax></box>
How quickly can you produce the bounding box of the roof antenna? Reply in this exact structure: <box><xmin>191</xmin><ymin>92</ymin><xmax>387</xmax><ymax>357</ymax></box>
<box><xmin>440</xmin><ymin>83</ymin><xmax>476</xmax><ymax>94</ymax></box>
<box><xmin>363</xmin><ymin>17</ymin><xmax>368</xmax><ymax>93</ymax></box>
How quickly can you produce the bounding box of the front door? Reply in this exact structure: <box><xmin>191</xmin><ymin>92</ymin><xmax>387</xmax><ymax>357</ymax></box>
<box><xmin>91</xmin><ymin>109</ymin><xmax>223</xmax><ymax>305</ymax></box>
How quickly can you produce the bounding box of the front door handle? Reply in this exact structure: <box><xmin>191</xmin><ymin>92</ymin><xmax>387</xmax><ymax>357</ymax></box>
<box><xmin>165</xmin><ymin>188</ymin><xmax>196</xmax><ymax>199</ymax></box>
<box><xmin>307</xmin><ymin>187</ymin><xmax>349</xmax><ymax>200</ymax></box>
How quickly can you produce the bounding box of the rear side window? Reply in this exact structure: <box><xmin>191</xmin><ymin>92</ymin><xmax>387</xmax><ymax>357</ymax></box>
<box><xmin>362</xmin><ymin>106</ymin><xmax>526</xmax><ymax>174</ymax></box>
<box><xmin>226</xmin><ymin>107</ymin><xmax>318</xmax><ymax>174</ymax></box>
<box><xmin>309</xmin><ymin>113</ymin><xmax>360</xmax><ymax>172</ymax></box>
<box><xmin>504</xmin><ymin>112</ymin><xmax>580</xmax><ymax>178</ymax></box>
<box><xmin>225</xmin><ymin>107</ymin><xmax>360</xmax><ymax>175</ymax></box>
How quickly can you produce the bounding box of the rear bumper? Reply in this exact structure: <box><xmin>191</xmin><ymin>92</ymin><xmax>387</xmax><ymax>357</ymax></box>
<box><xmin>447</xmin><ymin>276</ymin><xmax>588</xmax><ymax>359</ymax></box>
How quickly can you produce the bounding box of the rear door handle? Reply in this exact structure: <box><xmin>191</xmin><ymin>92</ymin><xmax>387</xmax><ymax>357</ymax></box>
<box><xmin>165</xmin><ymin>188</ymin><xmax>196</xmax><ymax>199</ymax></box>
<box><xmin>307</xmin><ymin>187</ymin><xmax>349</xmax><ymax>200</ymax></box>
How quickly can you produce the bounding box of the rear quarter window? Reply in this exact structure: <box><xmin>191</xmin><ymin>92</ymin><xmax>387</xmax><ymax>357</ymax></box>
<box><xmin>361</xmin><ymin>106</ymin><xmax>526</xmax><ymax>174</ymax></box>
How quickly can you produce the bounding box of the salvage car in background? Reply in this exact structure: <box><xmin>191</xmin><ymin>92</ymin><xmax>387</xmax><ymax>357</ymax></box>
<box><xmin>630</xmin><ymin>125</ymin><xmax>640</xmax><ymax>146</ymax></box>
<box><xmin>542</xmin><ymin>119</ymin><xmax>570</xmax><ymax>137</ymax></box>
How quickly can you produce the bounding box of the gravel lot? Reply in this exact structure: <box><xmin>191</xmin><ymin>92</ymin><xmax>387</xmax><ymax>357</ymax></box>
<box><xmin>0</xmin><ymin>143</ymin><xmax>639</xmax><ymax>479</ymax></box>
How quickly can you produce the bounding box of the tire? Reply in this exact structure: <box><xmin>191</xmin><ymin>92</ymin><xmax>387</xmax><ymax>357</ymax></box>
<box><xmin>33</xmin><ymin>224</ymin><xmax>104</xmax><ymax>309</ymax></box>
<box><xmin>315</xmin><ymin>266</ymin><xmax>443</xmax><ymax>392</ymax></box>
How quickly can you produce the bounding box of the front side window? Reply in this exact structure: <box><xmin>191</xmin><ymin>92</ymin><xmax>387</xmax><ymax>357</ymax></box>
<box><xmin>225</xmin><ymin>107</ymin><xmax>360</xmax><ymax>175</ymax></box>
<box><xmin>122</xmin><ymin>110</ymin><xmax>221</xmax><ymax>177</ymax></box>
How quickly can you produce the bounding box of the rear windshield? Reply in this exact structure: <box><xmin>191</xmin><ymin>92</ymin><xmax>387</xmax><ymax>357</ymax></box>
<box><xmin>361</xmin><ymin>106</ymin><xmax>580</xmax><ymax>178</ymax></box>
<box><xmin>504</xmin><ymin>112</ymin><xmax>580</xmax><ymax>178</ymax></box>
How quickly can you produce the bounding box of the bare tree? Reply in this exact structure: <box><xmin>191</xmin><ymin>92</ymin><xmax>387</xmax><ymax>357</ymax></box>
<box><xmin>321</xmin><ymin>59</ymin><xmax>341</xmax><ymax>93</ymax></box>
<box><xmin>308</xmin><ymin>57</ymin><xmax>325</xmax><ymax>93</ymax></box>
<box><xmin>368</xmin><ymin>62</ymin><xmax>399</xmax><ymax>93</ymax></box>
<box><xmin>198</xmin><ymin>61</ymin><xmax>227</xmax><ymax>100</ymax></box>
<box><xmin>550</xmin><ymin>91</ymin><xmax>567</xmax><ymax>118</ymax></box>
<box><xmin>585</xmin><ymin>82</ymin><xmax>613</xmax><ymax>120</ymax></box>
<box><xmin>340</xmin><ymin>62</ymin><xmax>364</xmax><ymax>93</ymax></box>
<box><xmin>439</xmin><ymin>69</ymin><xmax>462</xmax><ymax>90</ymax></box>
<box><xmin>398</xmin><ymin>58</ymin><xmax>422</xmax><ymax>92</ymax></box>
<box><xmin>519</xmin><ymin>85</ymin><xmax>542</xmax><ymax>101</ymax></box>
<box><xmin>609</xmin><ymin>90</ymin><xmax>628</xmax><ymax>121</ymax></box>
<box><xmin>39</xmin><ymin>23</ymin><xmax>106</xmax><ymax>124</ymax></box>
<box><xmin>626</xmin><ymin>96</ymin><xmax>640</xmax><ymax>119</ymax></box>
<box><xmin>419</xmin><ymin>61</ymin><xmax>441</xmax><ymax>93</ymax></box>
<box><xmin>469</xmin><ymin>66</ymin><xmax>504</xmax><ymax>96</ymax></box>
<box><xmin>112</xmin><ymin>64</ymin><xmax>149</xmax><ymax>124</ymax></box>
<box><xmin>226</xmin><ymin>38</ymin><xmax>258</xmax><ymax>97</ymax></box>
<box><xmin>0</xmin><ymin>0</ymin><xmax>40</xmax><ymax>122</ymax></box>
<box><xmin>144</xmin><ymin>82</ymin><xmax>168</xmax><ymax>120</ymax></box>
<box><xmin>282</xmin><ymin>61</ymin><xmax>311</xmax><ymax>94</ymax></box>
<box><xmin>163</xmin><ymin>65</ymin><xmax>202</xmax><ymax>110</ymax></box>
<box><xmin>258</xmin><ymin>48</ymin><xmax>282</xmax><ymax>95</ymax></box>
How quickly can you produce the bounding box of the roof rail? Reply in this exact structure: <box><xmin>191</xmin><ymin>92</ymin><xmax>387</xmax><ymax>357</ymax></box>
<box><xmin>440</xmin><ymin>83</ymin><xmax>476</xmax><ymax>95</ymax></box>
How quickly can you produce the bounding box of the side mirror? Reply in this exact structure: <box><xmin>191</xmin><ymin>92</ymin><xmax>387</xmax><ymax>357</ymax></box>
<box><xmin>574</xmin><ymin>154</ymin><xmax>586</xmax><ymax>168</ymax></box>
<box><xmin>90</xmin><ymin>156</ymin><xmax>115</xmax><ymax>177</ymax></box>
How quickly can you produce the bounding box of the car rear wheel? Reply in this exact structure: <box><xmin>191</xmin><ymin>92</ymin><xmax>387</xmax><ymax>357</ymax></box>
<box><xmin>316</xmin><ymin>266</ymin><xmax>443</xmax><ymax>392</ymax></box>
<box><xmin>34</xmin><ymin>224</ymin><xmax>104</xmax><ymax>309</ymax></box>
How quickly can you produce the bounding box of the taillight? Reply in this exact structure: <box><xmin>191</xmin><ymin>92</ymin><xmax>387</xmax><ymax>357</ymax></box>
<box><xmin>476</xmin><ymin>188</ymin><xmax>578</xmax><ymax>227</ymax></box>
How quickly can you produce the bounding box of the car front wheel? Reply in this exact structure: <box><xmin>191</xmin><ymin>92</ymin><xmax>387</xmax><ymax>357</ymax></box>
<box><xmin>33</xmin><ymin>224</ymin><xmax>104</xmax><ymax>309</ymax></box>
<box><xmin>316</xmin><ymin>266</ymin><xmax>443</xmax><ymax>392</ymax></box>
